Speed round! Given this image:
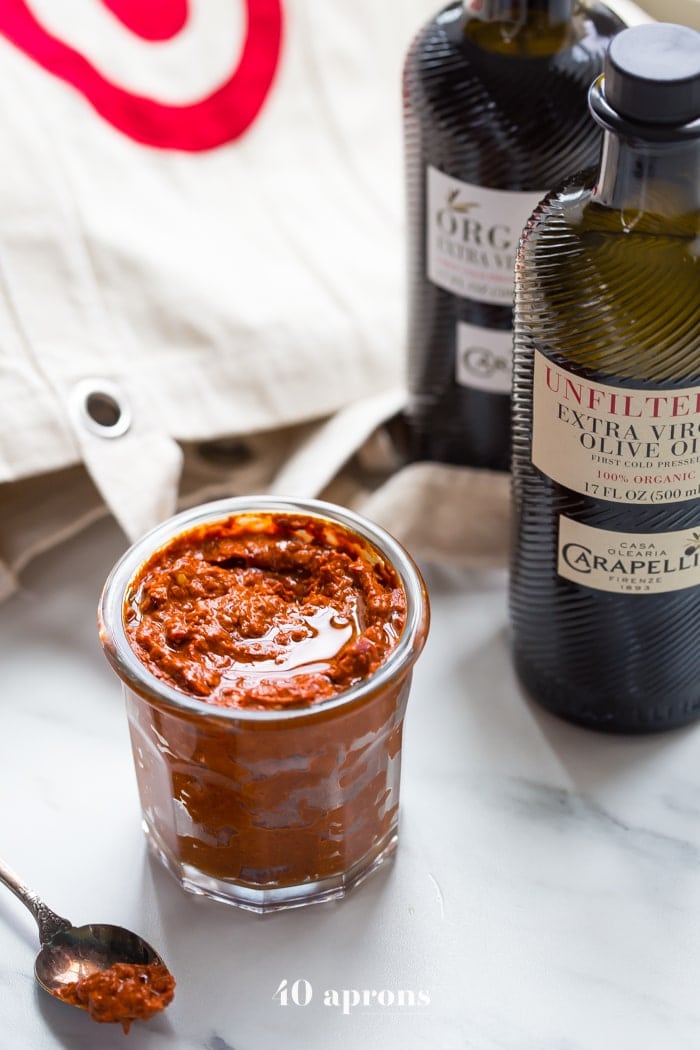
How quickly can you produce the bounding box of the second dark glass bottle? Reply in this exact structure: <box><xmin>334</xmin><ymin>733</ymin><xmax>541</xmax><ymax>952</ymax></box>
<box><xmin>403</xmin><ymin>0</ymin><xmax>625</xmax><ymax>470</ymax></box>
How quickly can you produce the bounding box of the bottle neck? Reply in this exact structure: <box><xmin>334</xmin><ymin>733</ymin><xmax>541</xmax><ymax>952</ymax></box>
<box><xmin>593</xmin><ymin>132</ymin><xmax>700</xmax><ymax>229</ymax></box>
<box><xmin>589</xmin><ymin>76</ymin><xmax>700</xmax><ymax>229</ymax></box>
<box><xmin>462</xmin><ymin>0</ymin><xmax>575</xmax><ymax>54</ymax></box>
<box><xmin>463</xmin><ymin>0</ymin><xmax>573</xmax><ymax>23</ymax></box>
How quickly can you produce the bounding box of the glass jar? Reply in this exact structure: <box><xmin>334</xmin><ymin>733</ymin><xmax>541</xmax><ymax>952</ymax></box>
<box><xmin>98</xmin><ymin>497</ymin><xmax>429</xmax><ymax>912</ymax></box>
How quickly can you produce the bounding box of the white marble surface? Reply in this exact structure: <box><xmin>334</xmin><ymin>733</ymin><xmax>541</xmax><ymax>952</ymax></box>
<box><xmin>2</xmin><ymin>516</ymin><xmax>700</xmax><ymax>1050</ymax></box>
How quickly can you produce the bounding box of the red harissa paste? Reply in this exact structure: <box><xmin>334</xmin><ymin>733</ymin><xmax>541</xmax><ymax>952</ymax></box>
<box><xmin>57</xmin><ymin>961</ymin><xmax>175</xmax><ymax>1033</ymax></box>
<box><xmin>124</xmin><ymin>513</ymin><xmax>407</xmax><ymax>709</ymax></box>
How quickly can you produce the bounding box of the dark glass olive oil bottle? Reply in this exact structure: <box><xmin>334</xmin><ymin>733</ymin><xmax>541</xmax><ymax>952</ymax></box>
<box><xmin>510</xmin><ymin>23</ymin><xmax>700</xmax><ymax>731</ymax></box>
<box><xmin>403</xmin><ymin>0</ymin><xmax>624</xmax><ymax>469</ymax></box>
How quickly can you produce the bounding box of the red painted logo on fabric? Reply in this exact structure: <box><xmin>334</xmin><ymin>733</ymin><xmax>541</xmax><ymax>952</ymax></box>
<box><xmin>0</xmin><ymin>1</ymin><xmax>283</xmax><ymax>151</ymax></box>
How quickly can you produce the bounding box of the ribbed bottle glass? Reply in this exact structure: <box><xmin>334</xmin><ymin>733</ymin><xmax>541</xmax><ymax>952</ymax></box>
<box><xmin>509</xmin><ymin>24</ymin><xmax>700</xmax><ymax>731</ymax></box>
<box><xmin>403</xmin><ymin>0</ymin><xmax>624</xmax><ymax>470</ymax></box>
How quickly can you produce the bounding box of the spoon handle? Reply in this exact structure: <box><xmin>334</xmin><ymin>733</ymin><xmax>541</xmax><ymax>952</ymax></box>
<box><xmin>0</xmin><ymin>858</ymin><xmax>72</xmax><ymax>945</ymax></box>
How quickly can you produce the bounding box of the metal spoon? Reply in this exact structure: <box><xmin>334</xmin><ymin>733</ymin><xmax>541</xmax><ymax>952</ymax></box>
<box><xmin>0</xmin><ymin>857</ymin><xmax>166</xmax><ymax>1006</ymax></box>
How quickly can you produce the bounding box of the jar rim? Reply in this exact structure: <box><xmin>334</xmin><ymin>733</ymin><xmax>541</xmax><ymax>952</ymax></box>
<box><xmin>98</xmin><ymin>496</ymin><xmax>429</xmax><ymax>722</ymax></box>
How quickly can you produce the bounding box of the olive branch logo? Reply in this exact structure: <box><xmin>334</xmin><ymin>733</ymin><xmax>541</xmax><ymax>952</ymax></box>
<box><xmin>684</xmin><ymin>532</ymin><xmax>700</xmax><ymax>556</ymax></box>
<box><xmin>446</xmin><ymin>188</ymin><xmax>479</xmax><ymax>214</ymax></box>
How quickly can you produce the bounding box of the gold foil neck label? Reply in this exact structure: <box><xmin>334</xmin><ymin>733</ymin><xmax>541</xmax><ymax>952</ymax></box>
<box><xmin>557</xmin><ymin>516</ymin><xmax>700</xmax><ymax>594</ymax></box>
<box><xmin>533</xmin><ymin>352</ymin><xmax>700</xmax><ymax>505</ymax></box>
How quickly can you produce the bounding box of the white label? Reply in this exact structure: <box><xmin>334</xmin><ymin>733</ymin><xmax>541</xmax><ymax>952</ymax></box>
<box><xmin>426</xmin><ymin>166</ymin><xmax>545</xmax><ymax>306</ymax></box>
<box><xmin>533</xmin><ymin>352</ymin><xmax>700</xmax><ymax>505</ymax></box>
<box><xmin>558</xmin><ymin>516</ymin><xmax>700</xmax><ymax>594</ymax></box>
<box><xmin>455</xmin><ymin>321</ymin><xmax>512</xmax><ymax>394</ymax></box>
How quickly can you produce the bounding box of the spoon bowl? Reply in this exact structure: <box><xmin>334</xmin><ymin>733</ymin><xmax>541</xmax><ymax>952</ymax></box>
<box><xmin>0</xmin><ymin>858</ymin><xmax>173</xmax><ymax>1027</ymax></box>
<box><xmin>35</xmin><ymin>922</ymin><xmax>163</xmax><ymax>997</ymax></box>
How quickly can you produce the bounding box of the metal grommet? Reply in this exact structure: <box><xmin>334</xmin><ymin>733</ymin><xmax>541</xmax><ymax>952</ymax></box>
<box><xmin>71</xmin><ymin>378</ymin><xmax>132</xmax><ymax>439</ymax></box>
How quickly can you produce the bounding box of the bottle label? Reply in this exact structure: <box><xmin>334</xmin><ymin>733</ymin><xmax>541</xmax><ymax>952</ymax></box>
<box><xmin>532</xmin><ymin>351</ymin><xmax>700</xmax><ymax>505</ymax></box>
<box><xmin>455</xmin><ymin>322</ymin><xmax>512</xmax><ymax>394</ymax></box>
<box><xmin>557</xmin><ymin>516</ymin><xmax>700</xmax><ymax>594</ymax></box>
<box><xmin>426</xmin><ymin>166</ymin><xmax>545</xmax><ymax>306</ymax></box>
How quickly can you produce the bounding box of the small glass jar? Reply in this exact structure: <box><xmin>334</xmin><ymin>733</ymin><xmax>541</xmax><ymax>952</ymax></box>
<box><xmin>98</xmin><ymin>497</ymin><xmax>429</xmax><ymax>912</ymax></box>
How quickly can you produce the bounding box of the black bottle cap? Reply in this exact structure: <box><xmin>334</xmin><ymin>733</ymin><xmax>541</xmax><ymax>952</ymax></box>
<box><xmin>604</xmin><ymin>23</ymin><xmax>700</xmax><ymax>126</ymax></box>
